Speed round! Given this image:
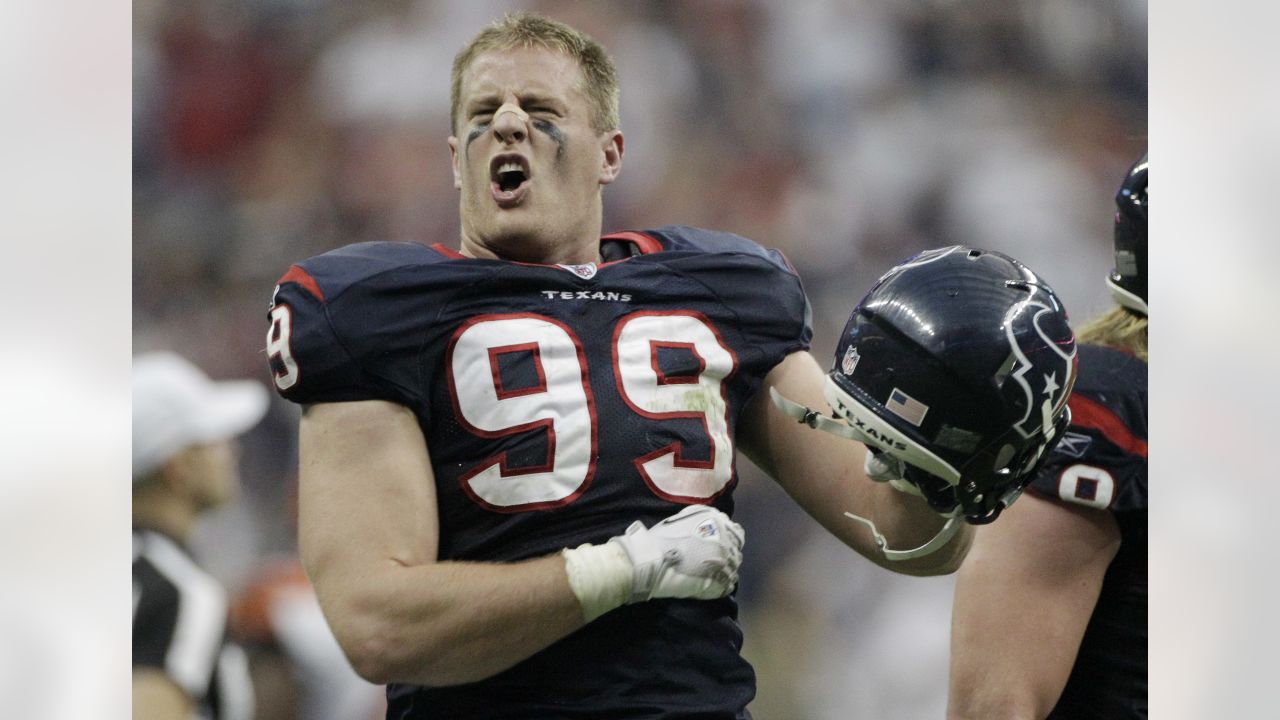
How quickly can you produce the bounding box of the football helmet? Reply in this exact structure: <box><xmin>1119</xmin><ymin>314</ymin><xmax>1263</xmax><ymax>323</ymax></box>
<box><xmin>824</xmin><ymin>246</ymin><xmax>1078</xmax><ymax>524</ymax></box>
<box><xmin>1107</xmin><ymin>153</ymin><xmax>1148</xmax><ymax>314</ymax></box>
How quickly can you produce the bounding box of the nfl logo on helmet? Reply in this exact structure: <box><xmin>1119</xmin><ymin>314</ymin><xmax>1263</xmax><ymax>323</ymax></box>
<box><xmin>841</xmin><ymin>346</ymin><xmax>860</xmax><ymax>375</ymax></box>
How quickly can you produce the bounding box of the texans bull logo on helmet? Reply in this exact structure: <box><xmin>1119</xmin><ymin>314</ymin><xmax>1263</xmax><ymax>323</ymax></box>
<box><xmin>1002</xmin><ymin>298</ymin><xmax>1077</xmax><ymax>443</ymax></box>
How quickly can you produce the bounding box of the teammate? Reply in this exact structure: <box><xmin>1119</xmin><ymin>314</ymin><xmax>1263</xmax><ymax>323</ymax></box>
<box><xmin>263</xmin><ymin>13</ymin><xmax>1068</xmax><ymax>717</ymax></box>
<box><xmin>132</xmin><ymin>351</ymin><xmax>270</xmax><ymax>720</ymax></box>
<box><xmin>948</xmin><ymin>154</ymin><xmax>1149</xmax><ymax>719</ymax></box>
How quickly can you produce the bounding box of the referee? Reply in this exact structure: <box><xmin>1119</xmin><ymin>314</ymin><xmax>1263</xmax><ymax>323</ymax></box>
<box><xmin>133</xmin><ymin>352</ymin><xmax>268</xmax><ymax>720</ymax></box>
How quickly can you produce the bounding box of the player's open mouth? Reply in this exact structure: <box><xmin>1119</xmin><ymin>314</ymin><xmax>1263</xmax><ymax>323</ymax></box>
<box><xmin>490</xmin><ymin>155</ymin><xmax>531</xmax><ymax>207</ymax></box>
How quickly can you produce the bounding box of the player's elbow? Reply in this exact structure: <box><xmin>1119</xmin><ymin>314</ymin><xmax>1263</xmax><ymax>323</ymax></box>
<box><xmin>346</xmin><ymin>646</ymin><xmax>462</xmax><ymax>687</ymax></box>
<box><xmin>330</xmin><ymin>606</ymin><xmax>410</xmax><ymax>684</ymax></box>
<box><xmin>339</xmin><ymin>619</ymin><xmax>453</xmax><ymax>685</ymax></box>
<box><xmin>324</xmin><ymin>595</ymin><xmax>431</xmax><ymax>685</ymax></box>
<box><xmin>333</xmin><ymin>599</ymin><xmax>485</xmax><ymax>686</ymax></box>
<box><xmin>344</xmin><ymin>643</ymin><xmax>397</xmax><ymax>685</ymax></box>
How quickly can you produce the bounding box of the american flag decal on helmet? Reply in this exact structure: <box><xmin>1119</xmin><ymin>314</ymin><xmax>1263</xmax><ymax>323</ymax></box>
<box><xmin>886</xmin><ymin>388</ymin><xmax>928</xmax><ymax>427</ymax></box>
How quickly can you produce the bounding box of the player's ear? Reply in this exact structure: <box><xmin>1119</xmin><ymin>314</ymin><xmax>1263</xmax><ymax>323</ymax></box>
<box><xmin>598</xmin><ymin>130</ymin><xmax>623</xmax><ymax>186</ymax></box>
<box><xmin>448</xmin><ymin>136</ymin><xmax>462</xmax><ymax>189</ymax></box>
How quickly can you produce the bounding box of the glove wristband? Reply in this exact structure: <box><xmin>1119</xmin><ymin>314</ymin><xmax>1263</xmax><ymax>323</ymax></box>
<box><xmin>561</xmin><ymin>542</ymin><xmax>632</xmax><ymax>622</ymax></box>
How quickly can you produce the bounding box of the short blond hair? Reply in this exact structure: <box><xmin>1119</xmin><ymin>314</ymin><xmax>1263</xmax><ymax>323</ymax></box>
<box><xmin>1076</xmin><ymin>305</ymin><xmax>1148</xmax><ymax>362</ymax></box>
<box><xmin>450</xmin><ymin>12</ymin><xmax>620</xmax><ymax>135</ymax></box>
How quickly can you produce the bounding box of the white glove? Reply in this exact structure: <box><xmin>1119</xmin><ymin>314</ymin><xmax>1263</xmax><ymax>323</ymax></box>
<box><xmin>610</xmin><ymin>504</ymin><xmax>745</xmax><ymax>603</ymax></box>
<box><xmin>562</xmin><ymin>505</ymin><xmax>745</xmax><ymax>622</ymax></box>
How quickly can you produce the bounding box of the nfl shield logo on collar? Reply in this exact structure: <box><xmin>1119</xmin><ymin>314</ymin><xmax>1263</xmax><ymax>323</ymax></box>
<box><xmin>558</xmin><ymin>262</ymin><xmax>598</xmax><ymax>279</ymax></box>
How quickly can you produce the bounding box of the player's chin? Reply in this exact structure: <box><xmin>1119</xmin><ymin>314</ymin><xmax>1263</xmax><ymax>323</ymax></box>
<box><xmin>482</xmin><ymin>220</ymin><xmax>556</xmax><ymax>256</ymax></box>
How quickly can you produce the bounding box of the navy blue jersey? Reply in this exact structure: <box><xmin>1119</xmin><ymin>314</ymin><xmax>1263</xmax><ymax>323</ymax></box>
<box><xmin>1027</xmin><ymin>344</ymin><xmax>1147</xmax><ymax>719</ymax></box>
<box><xmin>266</xmin><ymin>226</ymin><xmax>811</xmax><ymax>719</ymax></box>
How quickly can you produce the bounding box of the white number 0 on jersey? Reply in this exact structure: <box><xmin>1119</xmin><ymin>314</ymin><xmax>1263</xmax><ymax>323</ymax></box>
<box><xmin>448</xmin><ymin>312</ymin><xmax>736</xmax><ymax>511</ymax></box>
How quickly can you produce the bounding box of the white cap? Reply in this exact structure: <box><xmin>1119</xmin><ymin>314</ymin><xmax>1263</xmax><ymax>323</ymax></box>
<box><xmin>133</xmin><ymin>352</ymin><xmax>270</xmax><ymax>482</ymax></box>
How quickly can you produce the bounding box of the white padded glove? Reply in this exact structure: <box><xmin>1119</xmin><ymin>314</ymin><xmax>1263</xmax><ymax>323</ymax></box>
<box><xmin>562</xmin><ymin>505</ymin><xmax>745</xmax><ymax>622</ymax></box>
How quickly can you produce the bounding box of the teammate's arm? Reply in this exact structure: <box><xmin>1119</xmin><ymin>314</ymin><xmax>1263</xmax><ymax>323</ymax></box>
<box><xmin>737</xmin><ymin>350</ymin><xmax>971</xmax><ymax>576</ymax></box>
<box><xmin>132</xmin><ymin>669</ymin><xmax>193</xmax><ymax>720</ymax></box>
<box><xmin>947</xmin><ymin>493</ymin><xmax>1120</xmax><ymax>720</ymax></box>
<box><xmin>299</xmin><ymin>399</ymin><xmax>742</xmax><ymax>687</ymax></box>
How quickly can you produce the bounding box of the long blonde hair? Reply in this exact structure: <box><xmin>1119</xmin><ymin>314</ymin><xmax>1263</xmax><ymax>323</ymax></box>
<box><xmin>1075</xmin><ymin>305</ymin><xmax>1147</xmax><ymax>361</ymax></box>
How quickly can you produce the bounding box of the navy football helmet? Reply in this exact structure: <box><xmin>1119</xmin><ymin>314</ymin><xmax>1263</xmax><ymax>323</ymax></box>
<box><xmin>1107</xmin><ymin>153</ymin><xmax>1148</xmax><ymax>315</ymax></box>
<box><xmin>823</xmin><ymin>246</ymin><xmax>1078</xmax><ymax>524</ymax></box>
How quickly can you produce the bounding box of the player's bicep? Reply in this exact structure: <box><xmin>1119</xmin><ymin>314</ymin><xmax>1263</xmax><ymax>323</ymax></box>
<box><xmin>740</xmin><ymin>351</ymin><xmax>866</xmax><ymax>483</ymax></box>
<box><xmin>298</xmin><ymin>400</ymin><xmax>439</xmax><ymax>590</ymax></box>
<box><xmin>949</xmin><ymin>494</ymin><xmax>1120</xmax><ymax>718</ymax></box>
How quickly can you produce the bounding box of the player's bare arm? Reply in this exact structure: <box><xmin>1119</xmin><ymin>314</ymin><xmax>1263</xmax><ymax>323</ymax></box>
<box><xmin>298</xmin><ymin>400</ymin><xmax>587</xmax><ymax>686</ymax></box>
<box><xmin>299</xmin><ymin>399</ymin><xmax>743</xmax><ymax>687</ymax></box>
<box><xmin>738</xmin><ymin>350</ymin><xmax>971</xmax><ymax>576</ymax></box>
<box><xmin>947</xmin><ymin>494</ymin><xmax>1119</xmax><ymax>720</ymax></box>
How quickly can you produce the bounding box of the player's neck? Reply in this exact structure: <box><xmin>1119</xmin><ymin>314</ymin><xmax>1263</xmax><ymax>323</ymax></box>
<box><xmin>459</xmin><ymin>229</ymin><xmax>603</xmax><ymax>266</ymax></box>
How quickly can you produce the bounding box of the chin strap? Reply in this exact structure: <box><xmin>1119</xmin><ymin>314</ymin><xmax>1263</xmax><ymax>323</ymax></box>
<box><xmin>768</xmin><ymin>387</ymin><xmax>863</xmax><ymax>440</ymax></box>
<box><xmin>841</xmin><ymin>512</ymin><xmax>962</xmax><ymax>561</ymax></box>
<box><xmin>768</xmin><ymin>387</ymin><xmax>963</xmax><ymax>562</ymax></box>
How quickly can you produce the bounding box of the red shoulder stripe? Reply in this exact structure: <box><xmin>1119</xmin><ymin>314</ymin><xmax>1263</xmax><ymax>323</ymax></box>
<box><xmin>278</xmin><ymin>265</ymin><xmax>324</xmax><ymax>302</ymax></box>
<box><xmin>432</xmin><ymin>243</ymin><xmax>467</xmax><ymax>259</ymax></box>
<box><xmin>1068</xmin><ymin>394</ymin><xmax>1147</xmax><ymax>458</ymax></box>
<box><xmin>602</xmin><ymin>231</ymin><xmax>663</xmax><ymax>255</ymax></box>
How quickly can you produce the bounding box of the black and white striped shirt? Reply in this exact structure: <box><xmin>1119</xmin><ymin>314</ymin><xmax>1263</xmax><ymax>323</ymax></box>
<box><xmin>133</xmin><ymin>528</ymin><xmax>254</xmax><ymax>720</ymax></box>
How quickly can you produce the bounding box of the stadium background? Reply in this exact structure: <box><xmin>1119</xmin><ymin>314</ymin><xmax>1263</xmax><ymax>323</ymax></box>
<box><xmin>129</xmin><ymin>1</ymin><xmax>1146</xmax><ymax>717</ymax></box>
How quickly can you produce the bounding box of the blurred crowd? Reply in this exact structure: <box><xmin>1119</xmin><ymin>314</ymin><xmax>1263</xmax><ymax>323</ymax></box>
<box><xmin>132</xmin><ymin>1</ymin><xmax>1145</xmax><ymax>717</ymax></box>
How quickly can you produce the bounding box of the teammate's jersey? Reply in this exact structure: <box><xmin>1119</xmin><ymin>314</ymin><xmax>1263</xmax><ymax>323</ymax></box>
<box><xmin>266</xmin><ymin>226</ymin><xmax>812</xmax><ymax>718</ymax></box>
<box><xmin>1027</xmin><ymin>343</ymin><xmax>1147</xmax><ymax>719</ymax></box>
<box><xmin>133</xmin><ymin>528</ymin><xmax>254</xmax><ymax>720</ymax></box>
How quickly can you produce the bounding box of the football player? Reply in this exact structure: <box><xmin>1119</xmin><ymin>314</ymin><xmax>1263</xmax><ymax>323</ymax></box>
<box><xmin>263</xmin><ymin>12</ymin><xmax>1066</xmax><ymax>718</ymax></box>
<box><xmin>948</xmin><ymin>154</ymin><xmax>1149</xmax><ymax>719</ymax></box>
